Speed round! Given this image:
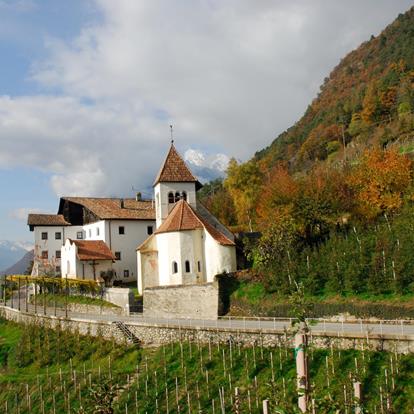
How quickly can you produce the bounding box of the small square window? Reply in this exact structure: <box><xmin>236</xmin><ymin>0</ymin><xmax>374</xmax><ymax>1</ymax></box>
<box><xmin>96</xmin><ymin>227</ymin><xmax>100</xmax><ymax>236</ymax></box>
<box><xmin>55</xmin><ymin>250</ymin><xmax>61</xmax><ymax>259</ymax></box>
<box><xmin>56</xmin><ymin>266</ymin><xmax>61</xmax><ymax>273</ymax></box>
<box><xmin>76</xmin><ymin>231</ymin><xmax>83</xmax><ymax>240</ymax></box>
<box><xmin>41</xmin><ymin>251</ymin><xmax>48</xmax><ymax>259</ymax></box>
<box><xmin>147</xmin><ymin>225</ymin><xmax>153</xmax><ymax>235</ymax></box>
<box><xmin>115</xmin><ymin>251</ymin><xmax>121</xmax><ymax>260</ymax></box>
<box><xmin>119</xmin><ymin>226</ymin><xmax>125</xmax><ymax>235</ymax></box>
<box><xmin>41</xmin><ymin>232</ymin><xmax>48</xmax><ymax>240</ymax></box>
<box><xmin>124</xmin><ymin>269</ymin><xmax>129</xmax><ymax>278</ymax></box>
<box><xmin>55</xmin><ymin>232</ymin><xmax>61</xmax><ymax>240</ymax></box>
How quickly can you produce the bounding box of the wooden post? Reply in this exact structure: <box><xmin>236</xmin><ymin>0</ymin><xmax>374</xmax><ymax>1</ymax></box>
<box><xmin>42</xmin><ymin>277</ymin><xmax>46</xmax><ymax>315</ymax></box>
<box><xmin>17</xmin><ymin>276</ymin><xmax>21</xmax><ymax>311</ymax></box>
<box><xmin>25</xmin><ymin>276</ymin><xmax>29</xmax><ymax>312</ymax></box>
<box><xmin>295</xmin><ymin>330</ymin><xmax>308</xmax><ymax>413</ymax></box>
<box><xmin>353</xmin><ymin>381</ymin><xmax>362</xmax><ymax>414</ymax></box>
<box><xmin>262</xmin><ymin>399</ymin><xmax>270</xmax><ymax>414</ymax></box>
<box><xmin>65</xmin><ymin>274</ymin><xmax>68</xmax><ymax>318</ymax></box>
<box><xmin>34</xmin><ymin>279</ymin><xmax>37</xmax><ymax>314</ymax></box>
<box><xmin>53</xmin><ymin>281</ymin><xmax>57</xmax><ymax>317</ymax></box>
<box><xmin>10</xmin><ymin>278</ymin><xmax>14</xmax><ymax>309</ymax></box>
<box><xmin>234</xmin><ymin>387</ymin><xmax>240</xmax><ymax>414</ymax></box>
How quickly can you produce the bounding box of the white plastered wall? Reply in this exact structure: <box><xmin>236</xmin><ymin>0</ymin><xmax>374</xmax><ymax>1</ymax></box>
<box><xmin>32</xmin><ymin>225</ymin><xmax>83</xmax><ymax>272</ymax></box>
<box><xmin>60</xmin><ymin>239</ymin><xmax>78</xmax><ymax>278</ymax></box>
<box><xmin>83</xmin><ymin>219</ymin><xmax>155</xmax><ymax>283</ymax></box>
<box><xmin>137</xmin><ymin>235</ymin><xmax>159</xmax><ymax>294</ymax></box>
<box><xmin>203</xmin><ymin>231</ymin><xmax>237</xmax><ymax>282</ymax></box>
<box><xmin>154</xmin><ymin>182</ymin><xmax>197</xmax><ymax>228</ymax></box>
<box><xmin>156</xmin><ymin>229</ymin><xmax>204</xmax><ymax>287</ymax></box>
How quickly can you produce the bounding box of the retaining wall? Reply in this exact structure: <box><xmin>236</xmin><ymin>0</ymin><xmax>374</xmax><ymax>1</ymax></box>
<box><xmin>1</xmin><ymin>305</ymin><xmax>413</xmax><ymax>353</ymax></box>
<box><xmin>143</xmin><ymin>282</ymin><xmax>221</xmax><ymax>320</ymax></box>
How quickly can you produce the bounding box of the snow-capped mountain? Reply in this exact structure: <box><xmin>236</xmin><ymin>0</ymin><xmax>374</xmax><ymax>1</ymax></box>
<box><xmin>0</xmin><ymin>240</ymin><xmax>33</xmax><ymax>272</ymax></box>
<box><xmin>184</xmin><ymin>149</ymin><xmax>230</xmax><ymax>183</ymax></box>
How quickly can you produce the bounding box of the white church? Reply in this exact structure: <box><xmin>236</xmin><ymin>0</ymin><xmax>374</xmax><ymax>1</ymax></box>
<box><xmin>136</xmin><ymin>142</ymin><xmax>237</xmax><ymax>294</ymax></box>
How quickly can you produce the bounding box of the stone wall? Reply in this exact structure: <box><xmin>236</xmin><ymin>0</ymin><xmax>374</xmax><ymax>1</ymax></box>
<box><xmin>0</xmin><ymin>306</ymin><xmax>119</xmax><ymax>341</ymax></box>
<box><xmin>65</xmin><ymin>303</ymin><xmax>123</xmax><ymax>316</ymax></box>
<box><xmin>143</xmin><ymin>282</ymin><xmax>220</xmax><ymax>319</ymax></box>
<box><xmin>1</xmin><ymin>305</ymin><xmax>413</xmax><ymax>354</ymax></box>
<box><xmin>103</xmin><ymin>287</ymin><xmax>134</xmax><ymax>313</ymax></box>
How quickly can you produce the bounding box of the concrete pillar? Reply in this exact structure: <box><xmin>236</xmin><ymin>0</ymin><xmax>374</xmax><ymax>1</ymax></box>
<box><xmin>295</xmin><ymin>332</ymin><xmax>308</xmax><ymax>413</ymax></box>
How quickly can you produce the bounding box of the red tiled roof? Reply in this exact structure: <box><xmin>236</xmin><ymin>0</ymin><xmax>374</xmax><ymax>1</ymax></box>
<box><xmin>70</xmin><ymin>240</ymin><xmax>116</xmax><ymax>261</ymax></box>
<box><xmin>153</xmin><ymin>144</ymin><xmax>201</xmax><ymax>187</ymax></box>
<box><xmin>155</xmin><ymin>200</ymin><xmax>235</xmax><ymax>246</ymax></box>
<box><xmin>28</xmin><ymin>214</ymin><xmax>70</xmax><ymax>226</ymax></box>
<box><xmin>61</xmin><ymin>197</ymin><xmax>155</xmax><ymax>220</ymax></box>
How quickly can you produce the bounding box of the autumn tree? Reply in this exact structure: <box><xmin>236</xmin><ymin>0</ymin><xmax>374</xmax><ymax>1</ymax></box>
<box><xmin>298</xmin><ymin>124</ymin><xmax>343</xmax><ymax>162</ymax></box>
<box><xmin>197</xmin><ymin>178</ymin><xmax>237</xmax><ymax>228</ymax></box>
<box><xmin>348</xmin><ymin>148</ymin><xmax>412</xmax><ymax>220</ymax></box>
<box><xmin>224</xmin><ymin>158</ymin><xmax>263</xmax><ymax>231</ymax></box>
<box><xmin>255</xmin><ymin>165</ymin><xmax>298</xmax><ymax>228</ymax></box>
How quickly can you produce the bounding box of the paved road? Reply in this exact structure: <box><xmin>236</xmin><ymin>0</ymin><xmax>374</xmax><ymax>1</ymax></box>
<box><xmin>3</xmin><ymin>295</ymin><xmax>414</xmax><ymax>338</ymax></box>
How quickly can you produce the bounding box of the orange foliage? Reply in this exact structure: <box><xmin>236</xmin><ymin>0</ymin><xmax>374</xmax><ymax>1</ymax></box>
<box><xmin>256</xmin><ymin>165</ymin><xmax>298</xmax><ymax>226</ymax></box>
<box><xmin>298</xmin><ymin>124</ymin><xmax>342</xmax><ymax>162</ymax></box>
<box><xmin>379</xmin><ymin>87</ymin><xmax>397</xmax><ymax>113</ymax></box>
<box><xmin>348</xmin><ymin>148</ymin><xmax>412</xmax><ymax>219</ymax></box>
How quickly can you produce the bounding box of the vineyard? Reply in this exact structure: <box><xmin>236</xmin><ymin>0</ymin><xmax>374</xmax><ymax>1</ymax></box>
<box><xmin>0</xmin><ymin>318</ymin><xmax>413</xmax><ymax>413</ymax></box>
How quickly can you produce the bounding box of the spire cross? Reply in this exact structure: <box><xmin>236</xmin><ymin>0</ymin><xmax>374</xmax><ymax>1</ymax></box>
<box><xmin>170</xmin><ymin>124</ymin><xmax>174</xmax><ymax>144</ymax></box>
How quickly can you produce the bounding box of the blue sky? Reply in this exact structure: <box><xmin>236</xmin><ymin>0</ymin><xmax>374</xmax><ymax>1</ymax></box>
<box><xmin>0</xmin><ymin>0</ymin><xmax>413</xmax><ymax>242</ymax></box>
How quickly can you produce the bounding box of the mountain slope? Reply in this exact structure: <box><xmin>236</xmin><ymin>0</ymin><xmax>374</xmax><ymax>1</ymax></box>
<box><xmin>0</xmin><ymin>249</ymin><xmax>33</xmax><ymax>276</ymax></box>
<box><xmin>0</xmin><ymin>241</ymin><xmax>32</xmax><ymax>272</ymax></box>
<box><xmin>255</xmin><ymin>6</ymin><xmax>414</xmax><ymax>170</ymax></box>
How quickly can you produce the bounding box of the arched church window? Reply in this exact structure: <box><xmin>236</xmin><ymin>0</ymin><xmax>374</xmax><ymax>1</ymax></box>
<box><xmin>168</xmin><ymin>192</ymin><xmax>174</xmax><ymax>204</ymax></box>
<box><xmin>185</xmin><ymin>260</ymin><xmax>190</xmax><ymax>273</ymax></box>
<box><xmin>181</xmin><ymin>191</ymin><xmax>187</xmax><ymax>201</ymax></box>
<box><xmin>172</xmin><ymin>261</ymin><xmax>178</xmax><ymax>274</ymax></box>
<box><xmin>174</xmin><ymin>192</ymin><xmax>180</xmax><ymax>202</ymax></box>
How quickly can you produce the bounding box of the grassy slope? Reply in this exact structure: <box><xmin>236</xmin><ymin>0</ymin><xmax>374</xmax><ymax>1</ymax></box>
<box><xmin>229</xmin><ymin>279</ymin><xmax>414</xmax><ymax>319</ymax></box>
<box><xmin>30</xmin><ymin>293</ymin><xmax>119</xmax><ymax>308</ymax></box>
<box><xmin>0</xmin><ymin>318</ymin><xmax>413</xmax><ymax>412</ymax></box>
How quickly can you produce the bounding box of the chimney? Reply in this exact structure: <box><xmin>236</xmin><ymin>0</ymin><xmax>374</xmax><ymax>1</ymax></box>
<box><xmin>136</xmin><ymin>192</ymin><xmax>142</xmax><ymax>201</ymax></box>
<box><xmin>120</xmin><ymin>199</ymin><xmax>124</xmax><ymax>208</ymax></box>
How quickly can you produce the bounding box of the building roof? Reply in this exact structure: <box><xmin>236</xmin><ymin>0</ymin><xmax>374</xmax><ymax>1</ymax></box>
<box><xmin>28</xmin><ymin>214</ymin><xmax>71</xmax><ymax>227</ymax></box>
<box><xmin>155</xmin><ymin>200</ymin><xmax>235</xmax><ymax>246</ymax></box>
<box><xmin>153</xmin><ymin>144</ymin><xmax>202</xmax><ymax>188</ymax></box>
<box><xmin>60</xmin><ymin>197</ymin><xmax>155</xmax><ymax>220</ymax></box>
<box><xmin>70</xmin><ymin>239</ymin><xmax>116</xmax><ymax>261</ymax></box>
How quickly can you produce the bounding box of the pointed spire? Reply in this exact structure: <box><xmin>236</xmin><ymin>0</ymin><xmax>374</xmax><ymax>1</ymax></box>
<box><xmin>170</xmin><ymin>124</ymin><xmax>174</xmax><ymax>145</ymax></box>
<box><xmin>153</xmin><ymin>142</ymin><xmax>201</xmax><ymax>187</ymax></box>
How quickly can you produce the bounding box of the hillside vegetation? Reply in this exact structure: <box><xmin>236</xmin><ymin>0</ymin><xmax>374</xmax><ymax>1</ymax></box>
<box><xmin>200</xmin><ymin>7</ymin><xmax>414</xmax><ymax>305</ymax></box>
<box><xmin>1</xmin><ymin>318</ymin><xmax>414</xmax><ymax>413</ymax></box>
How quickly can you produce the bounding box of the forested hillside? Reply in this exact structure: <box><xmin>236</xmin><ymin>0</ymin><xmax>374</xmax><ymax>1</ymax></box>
<box><xmin>256</xmin><ymin>7</ymin><xmax>414</xmax><ymax>168</ymax></box>
<box><xmin>199</xmin><ymin>6</ymin><xmax>414</xmax><ymax>302</ymax></box>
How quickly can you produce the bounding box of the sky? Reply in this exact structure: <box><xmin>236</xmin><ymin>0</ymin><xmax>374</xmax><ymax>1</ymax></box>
<box><xmin>0</xmin><ymin>0</ymin><xmax>413</xmax><ymax>242</ymax></box>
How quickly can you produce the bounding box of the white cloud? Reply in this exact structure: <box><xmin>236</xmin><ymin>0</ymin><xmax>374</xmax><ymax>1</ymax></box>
<box><xmin>9</xmin><ymin>207</ymin><xmax>41</xmax><ymax>221</ymax></box>
<box><xmin>0</xmin><ymin>0</ymin><xmax>412</xmax><ymax>198</ymax></box>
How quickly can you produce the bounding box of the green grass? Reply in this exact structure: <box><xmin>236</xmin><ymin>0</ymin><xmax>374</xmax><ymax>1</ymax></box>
<box><xmin>30</xmin><ymin>293</ymin><xmax>119</xmax><ymax>308</ymax></box>
<box><xmin>0</xmin><ymin>318</ymin><xmax>413</xmax><ymax>413</ymax></box>
<box><xmin>229</xmin><ymin>280</ymin><xmax>414</xmax><ymax>319</ymax></box>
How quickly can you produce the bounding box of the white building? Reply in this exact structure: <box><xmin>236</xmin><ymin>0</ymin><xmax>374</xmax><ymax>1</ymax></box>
<box><xmin>61</xmin><ymin>239</ymin><xmax>116</xmax><ymax>280</ymax></box>
<box><xmin>28</xmin><ymin>214</ymin><xmax>82</xmax><ymax>276</ymax></box>
<box><xmin>137</xmin><ymin>143</ymin><xmax>237</xmax><ymax>294</ymax></box>
<box><xmin>28</xmin><ymin>196</ymin><xmax>155</xmax><ymax>282</ymax></box>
